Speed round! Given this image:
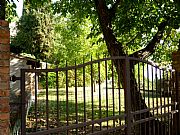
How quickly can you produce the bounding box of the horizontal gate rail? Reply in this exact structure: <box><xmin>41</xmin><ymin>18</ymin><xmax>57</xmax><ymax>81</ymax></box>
<box><xmin>133</xmin><ymin>110</ymin><xmax>179</xmax><ymax>126</ymax></box>
<box><xmin>19</xmin><ymin>56</ymin><xmax>179</xmax><ymax>135</ymax></box>
<box><xmin>132</xmin><ymin>102</ymin><xmax>178</xmax><ymax>115</ymax></box>
<box><xmin>87</xmin><ymin>125</ymin><xmax>127</xmax><ymax>135</ymax></box>
<box><xmin>26</xmin><ymin>114</ymin><xmax>126</xmax><ymax>135</ymax></box>
<box><xmin>20</xmin><ymin>56</ymin><xmax>163</xmax><ymax>73</ymax></box>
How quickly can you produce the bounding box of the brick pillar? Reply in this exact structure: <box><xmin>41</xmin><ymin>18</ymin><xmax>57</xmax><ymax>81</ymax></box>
<box><xmin>0</xmin><ymin>20</ymin><xmax>10</xmax><ymax>135</ymax></box>
<box><xmin>172</xmin><ymin>50</ymin><xmax>180</xmax><ymax>134</ymax></box>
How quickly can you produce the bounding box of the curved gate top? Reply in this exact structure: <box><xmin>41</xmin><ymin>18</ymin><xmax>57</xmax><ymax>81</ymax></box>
<box><xmin>19</xmin><ymin>56</ymin><xmax>178</xmax><ymax>135</ymax></box>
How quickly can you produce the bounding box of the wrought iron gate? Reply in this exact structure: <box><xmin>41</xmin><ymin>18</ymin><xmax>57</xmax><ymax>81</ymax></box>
<box><xmin>19</xmin><ymin>56</ymin><xmax>179</xmax><ymax>135</ymax></box>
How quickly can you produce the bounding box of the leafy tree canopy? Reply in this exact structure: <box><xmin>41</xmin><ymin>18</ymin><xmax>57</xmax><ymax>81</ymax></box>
<box><xmin>9</xmin><ymin>0</ymin><xmax>180</xmax><ymax>66</ymax></box>
<box><xmin>50</xmin><ymin>14</ymin><xmax>107</xmax><ymax>66</ymax></box>
<box><xmin>10</xmin><ymin>0</ymin><xmax>54</xmax><ymax>60</ymax></box>
<box><xmin>0</xmin><ymin>0</ymin><xmax>19</xmax><ymax>21</ymax></box>
<box><xmin>52</xmin><ymin>0</ymin><xmax>180</xmax><ymax>66</ymax></box>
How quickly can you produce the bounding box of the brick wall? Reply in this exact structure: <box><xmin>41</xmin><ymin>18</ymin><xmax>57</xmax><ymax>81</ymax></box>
<box><xmin>0</xmin><ymin>20</ymin><xmax>10</xmax><ymax>135</ymax></box>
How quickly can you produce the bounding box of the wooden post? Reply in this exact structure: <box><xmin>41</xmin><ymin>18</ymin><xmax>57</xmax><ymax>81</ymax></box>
<box><xmin>0</xmin><ymin>20</ymin><xmax>10</xmax><ymax>135</ymax></box>
<box><xmin>172</xmin><ymin>42</ymin><xmax>180</xmax><ymax>134</ymax></box>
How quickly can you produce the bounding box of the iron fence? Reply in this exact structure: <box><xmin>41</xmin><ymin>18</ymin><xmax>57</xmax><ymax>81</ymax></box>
<box><xmin>18</xmin><ymin>56</ymin><xmax>178</xmax><ymax>135</ymax></box>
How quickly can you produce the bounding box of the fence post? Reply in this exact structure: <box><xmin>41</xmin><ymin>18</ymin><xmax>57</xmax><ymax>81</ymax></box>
<box><xmin>172</xmin><ymin>48</ymin><xmax>180</xmax><ymax>134</ymax></box>
<box><xmin>124</xmin><ymin>56</ymin><xmax>132</xmax><ymax>135</ymax></box>
<box><xmin>21</xmin><ymin>69</ymin><xmax>26</xmax><ymax>135</ymax></box>
<box><xmin>0</xmin><ymin>20</ymin><xmax>10</xmax><ymax>135</ymax></box>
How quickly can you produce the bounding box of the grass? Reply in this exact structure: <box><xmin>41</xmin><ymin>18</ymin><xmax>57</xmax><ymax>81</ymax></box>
<box><xmin>27</xmin><ymin>87</ymin><xmax>125</xmax><ymax>133</ymax></box>
<box><xmin>26</xmin><ymin>87</ymin><xmax>172</xmax><ymax>134</ymax></box>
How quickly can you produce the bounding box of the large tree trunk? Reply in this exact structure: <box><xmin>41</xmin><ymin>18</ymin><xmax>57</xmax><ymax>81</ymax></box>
<box><xmin>94</xmin><ymin>0</ymin><xmax>168</xmax><ymax>134</ymax></box>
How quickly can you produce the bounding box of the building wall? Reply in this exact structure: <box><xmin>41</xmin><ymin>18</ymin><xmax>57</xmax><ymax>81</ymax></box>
<box><xmin>10</xmin><ymin>54</ymin><xmax>36</xmax><ymax>133</ymax></box>
<box><xmin>10</xmin><ymin>55</ymin><xmax>32</xmax><ymax>102</ymax></box>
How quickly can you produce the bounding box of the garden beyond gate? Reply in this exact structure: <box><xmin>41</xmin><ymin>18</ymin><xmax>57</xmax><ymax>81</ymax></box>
<box><xmin>20</xmin><ymin>56</ymin><xmax>179</xmax><ymax>135</ymax></box>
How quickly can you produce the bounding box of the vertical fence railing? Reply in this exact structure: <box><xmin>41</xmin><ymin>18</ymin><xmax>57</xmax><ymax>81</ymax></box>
<box><xmin>21</xmin><ymin>69</ymin><xmax>26</xmax><ymax>135</ymax></box>
<box><xmin>124</xmin><ymin>56</ymin><xmax>132</xmax><ymax>135</ymax></box>
<box><xmin>56</xmin><ymin>68</ymin><xmax>60</xmax><ymax>128</ymax></box>
<box><xmin>19</xmin><ymin>56</ymin><xmax>179</xmax><ymax>135</ymax></box>
<box><xmin>176</xmin><ymin>71</ymin><xmax>180</xmax><ymax>135</ymax></box>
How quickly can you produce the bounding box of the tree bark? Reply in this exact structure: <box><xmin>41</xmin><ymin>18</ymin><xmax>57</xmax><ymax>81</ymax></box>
<box><xmin>130</xmin><ymin>19</ymin><xmax>169</xmax><ymax>59</ymax></box>
<box><xmin>94</xmin><ymin>0</ymin><xmax>168</xmax><ymax>134</ymax></box>
<box><xmin>94</xmin><ymin>0</ymin><xmax>125</xmax><ymax>57</ymax></box>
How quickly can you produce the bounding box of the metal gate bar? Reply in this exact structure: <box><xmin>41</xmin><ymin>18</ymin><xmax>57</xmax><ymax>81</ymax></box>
<box><xmin>20</xmin><ymin>56</ymin><xmax>179</xmax><ymax>135</ymax></box>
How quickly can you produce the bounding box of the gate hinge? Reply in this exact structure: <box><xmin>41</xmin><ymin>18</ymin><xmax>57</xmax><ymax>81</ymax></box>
<box><xmin>10</xmin><ymin>75</ymin><xmax>21</xmax><ymax>82</ymax></box>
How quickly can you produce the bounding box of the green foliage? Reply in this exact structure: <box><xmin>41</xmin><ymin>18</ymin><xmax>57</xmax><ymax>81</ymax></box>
<box><xmin>10</xmin><ymin>0</ymin><xmax>180</xmax><ymax>65</ymax></box>
<box><xmin>24</xmin><ymin>0</ymin><xmax>50</xmax><ymax>10</ymax></box>
<box><xmin>52</xmin><ymin>0</ymin><xmax>180</xmax><ymax>65</ymax></box>
<box><xmin>0</xmin><ymin>0</ymin><xmax>18</xmax><ymax>21</ymax></box>
<box><xmin>152</xmin><ymin>28</ymin><xmax>180</xmax><ymax>66</ymax></box>
<box><xmin>39</xmin><ymin>72</ymin><xmax>59</xmax><ymax>88</ymax></box>
<box><xmin>11</xmin><ymin>2</ymin><xmax>54</xmax><ymax>60</ymax></box>
<box><xmin>5</xmin><ymin>1</ymin><xmax>17</xmax><ymax>22</ymax></box>
<box><xmin>49</xmin><ymin>14</ymin><xmax>107</xmax><ymax>66</ymax></box>
<box><xmin>114</xmin><ymin>1</ymin><xmax>180</xmax><ymax>59</ymax></box>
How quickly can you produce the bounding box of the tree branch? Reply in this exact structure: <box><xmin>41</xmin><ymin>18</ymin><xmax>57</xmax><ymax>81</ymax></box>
<box><xmin>126</xmin><ymin>32</ymin><xmax>141</xmax><ymax>46</ymax></box>
<box><xmin>109</xmin><ymin>0</ymin><xmax>121</xmax><ymax>19</ymax></box>
<box><xmin>161</xmin><ymin>29</ymin><xmax>171</xmax><ymax>47</ymax></box>
<box><xmin>130</xmin><ymin>19</ymin><xmax>169</xmax><ymax>59</ymax></box>
<box><xmin>94</xmin><ymin>0</ymin><xmax>125</xmax><ymax>56</ymax></box>
<box><xmin>0</xmin><ymin>0</ymin><xmax>5</xmax><ymax>20</ymax></box>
